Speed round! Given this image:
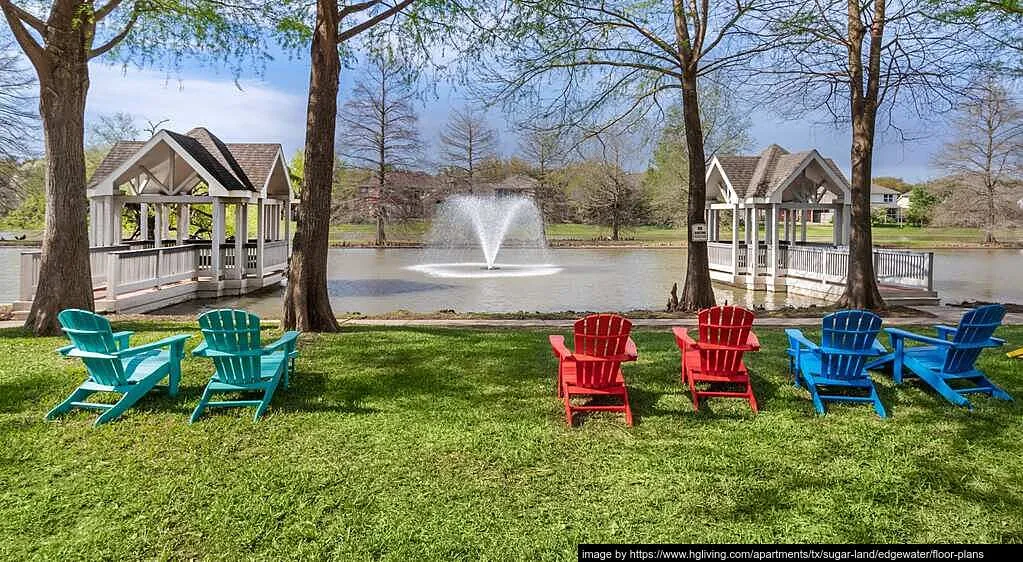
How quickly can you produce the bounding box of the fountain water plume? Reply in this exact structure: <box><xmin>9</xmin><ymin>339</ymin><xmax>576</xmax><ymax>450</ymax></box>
<box><xmin>410</xmin><ymin>194</ymin><xmax>561</xmax><ymax>279</ymax></box>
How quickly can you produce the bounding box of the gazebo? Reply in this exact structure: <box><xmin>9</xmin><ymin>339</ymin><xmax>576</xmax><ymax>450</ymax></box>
<box><xmin>19</xmin><ymin>127</ymin><xmax>293</xmax><ymax>313</ymax></box>
<box><xmin>703</xmin><ymin>145</ymin><xmax>934</xmax><ymax>302</ymax></box>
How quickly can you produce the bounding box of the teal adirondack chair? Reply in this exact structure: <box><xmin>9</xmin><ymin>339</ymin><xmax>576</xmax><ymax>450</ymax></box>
<box><xmin>190</xmin><ymin>309</ymin><xmax>300</xmax><ymax>423</ymax></box>
<box><xmin>876</xmin><ymin>304</ymin><xmax>1011</xmax><ymax>408</ymax></box>
<box><xmin>48</xmin><ymin>309</ymin><xmax>190</xmax><ymax>427</ymax></box>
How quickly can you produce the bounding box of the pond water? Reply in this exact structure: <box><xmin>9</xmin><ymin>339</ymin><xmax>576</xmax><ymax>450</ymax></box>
<box><xmin>2</xmin><ymin>246</ymin><xmax>1022</xmax><ymax>316</ymax></box>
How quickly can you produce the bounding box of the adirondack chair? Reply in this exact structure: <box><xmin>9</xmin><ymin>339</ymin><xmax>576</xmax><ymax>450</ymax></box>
<box><xmin>190</xmin><ymin>309</ymin><xmax>300</xmax><ymax>422</ymax></box>
<box><xmin>672</xmin><ymin>306</ymin><xmax>761</xmax><ymax>413</ymax></box>
<box><xmin>877</xmin><ymin>304</ymin><xmax>1011</xmax><ymax>408</ymax></box>
<box><xmin>1007</xmin><ymin>347</ymin><xmax>1023</xmax><ymax>359</ymax></box>
<box><xmin>785</xmin><ymin>310</ymin><xmax>888</xmax><ymax>418</ymax></box>
<box><xmin>549</xmin><ymin>314</ymin><xmax>637</xmax><ymax>426</ymax></box>
<box><xmin>47</xmin><ymin>309</ymin><xmax>190</xmax><ymax>427</ymax></box>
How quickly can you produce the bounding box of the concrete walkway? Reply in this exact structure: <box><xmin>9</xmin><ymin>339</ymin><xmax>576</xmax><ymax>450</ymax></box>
<box><xmin>4</xmin><ymin>306</ymin><xmax>1021</xmax><ymax>331</ymax></box>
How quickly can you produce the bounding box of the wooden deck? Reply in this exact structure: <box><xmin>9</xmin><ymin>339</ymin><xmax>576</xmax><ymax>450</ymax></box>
<box><xmin>14</xmin><ymin>240</ymin><xmax>289</xmax><ymax>315</ymax></box>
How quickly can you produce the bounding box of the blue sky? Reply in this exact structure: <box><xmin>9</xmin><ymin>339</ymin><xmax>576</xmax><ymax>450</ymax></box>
<box><xmin>83</xmin><ymin>49</ymin><xmax>949</xmax><ymax>182</ymax></box>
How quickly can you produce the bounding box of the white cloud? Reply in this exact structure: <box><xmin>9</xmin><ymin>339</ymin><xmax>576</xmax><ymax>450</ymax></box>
<box><xmin>87</xmin><ymin>65</ymin><xmax>307</xmax><ymax>155</ymax></box>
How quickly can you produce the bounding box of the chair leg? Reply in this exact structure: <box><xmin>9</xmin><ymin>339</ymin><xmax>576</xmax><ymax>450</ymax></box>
<box><xmin>94</xmin><ymin>386</ymin><xmax>149</xmax><ymax>427</ymax></box>
<box><xmin>253</xmin><ymin>380</ymin><xmax>279</xmax><ymax>421</ymax></box>
<box><xmin>806</xmin><ymin>382</ymin><xmax>827</xmax><ymax>416</ymax></box>
<box><xmin>747</xmin><ymin>382</ymin><xmax>759</xmax><ymax>414</ymax></box>
<box><xmin>622</xmin><ymin>389</ymin><xmax>634</xmax><ymax>427</ymax></box>
<box><xmin>916</xmin><ymin>370</ymin><xmax>973</xmax><ymax>409</ymax></box>
<box><xmin>46</xmin><ymin>386</ymin><xmax>97</xmax><ymax>420</ymax></box>
<box><xmin>869</xmin><ymin>384</ymin><xmax>887</xmax><ymax>419</ymax></box>
<box><xmin>686</xmin><ymin>371</ymin><xmax>700</xmax><ymax>412</ymax></box>
<box><xmin>563</xmin><ymin>395</ymin><xmax>573</xmax><ymax>427</ymax></box>
<box><xmin>987</xmin><ymin>379</ymin><xmax>1013</xmax><ymax>401</ymax></box>
<box><xmin>167</xmin><ymin>361</ymin><xmax>181</xmax><ymax>397</ymax></box>
<box><xmin>190</xmin><ymin>386</ymin><xmax>215</xmax><ymax>424</ymax></box>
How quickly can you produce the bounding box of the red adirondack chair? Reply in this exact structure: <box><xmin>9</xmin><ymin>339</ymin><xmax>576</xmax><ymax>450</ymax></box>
<box><xmin>673</xmin><ymin>306</ymin><xmax>761</xmax><ymax>413</ymax></box>
<box><xmin>549</xmin><ymin>314</ymin><xmax>638</xmax><ymax>426</ymax></box>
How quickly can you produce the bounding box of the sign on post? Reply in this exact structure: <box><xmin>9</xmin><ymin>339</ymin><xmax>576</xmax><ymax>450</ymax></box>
<box><xmin>691</xmin><ymin>223</ymin><xmax>708</xmax><ymax>243</ymax></box>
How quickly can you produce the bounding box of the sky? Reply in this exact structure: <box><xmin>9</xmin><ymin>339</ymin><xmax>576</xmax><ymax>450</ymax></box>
<box><xmin>82</xmin><ymin>49</ymin><xmax>952</xmax><ymax>182</ymax></box>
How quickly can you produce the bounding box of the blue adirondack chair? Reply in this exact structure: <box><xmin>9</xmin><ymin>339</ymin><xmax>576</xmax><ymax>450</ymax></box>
<box><xmin>47</xmin><ymin>309</ymin><xmax>190</xmax><ymax>427</ymax></box>
<box><xmin>877</xmin><ymin>304</ymin><xmax>1011</xmax><ymax>408</ymax></box>
<box><xmin>190</xmin><ymin>309</ymin><xmax>299</xmax><ymax>423</ymax></box>
<box><xmin>785</xmin><ymin>310</ymin><xmax>888</xmax><ymax>418</ymax></box>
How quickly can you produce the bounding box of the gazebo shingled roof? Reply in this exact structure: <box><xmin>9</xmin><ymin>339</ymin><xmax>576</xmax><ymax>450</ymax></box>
<box><xmin>88</xmin><ymin>127</ymin><xmax>282</xmax><ymax>193</ymax></box>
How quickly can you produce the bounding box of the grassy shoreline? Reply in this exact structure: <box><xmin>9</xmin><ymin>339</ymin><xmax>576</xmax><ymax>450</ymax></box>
<box><xmin>1</xmin><ymin>322</ymin><xmax>1021</xmax><ymax>556</ymax></box>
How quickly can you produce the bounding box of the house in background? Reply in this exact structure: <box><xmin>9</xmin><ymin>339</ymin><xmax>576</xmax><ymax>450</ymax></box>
<box><xmin>870</xmin><ymin>184</ymin><xmax>910</xmax><ymax>223</ymax></box>
<box><xmin>473</xmin><ymin>174</ymin><xmax>539</xmax><ymax>198</ymax></box>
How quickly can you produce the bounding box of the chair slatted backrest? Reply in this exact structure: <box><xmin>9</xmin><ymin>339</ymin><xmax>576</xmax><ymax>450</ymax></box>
<box><xmin>58</xmin><ymin>309</ymin><xmax>125</xmax><ymax>386</ymax></box>
<box><xmin>199</xmin><ymin>309</ymin><xmax>262</xmax><ymax>385</ymax></box>
<box><xmin>697</xmin><ymin>306</ymin><xmax>755</xmax><ymax>376</ymax></box>
<box><xmin>944</xmin><ymin>304</ymin><xmax>1005</xmax><ymax>374</ymax></box>
<box><xmin>573</xmin><ymin>314</ymin><xmax>633</xmax><ymax>389</ymax></box>
<box><xmin>819</xmin><ymin>310</ymin><xmax>882</xmax><ymax>379</ymax></box>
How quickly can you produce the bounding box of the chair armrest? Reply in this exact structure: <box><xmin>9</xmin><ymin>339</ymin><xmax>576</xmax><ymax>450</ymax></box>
<box><xmin>784</xmin><ymin>329</ymin><xmax>818</xmax><ymax>352</ymax></box>
<box><xmin>746</xmin><ymin>331</ymin><xmax>761</xmax><ymax>352</ymax></box>
<box><xmin>549</xmin><ymin>335</ymin><xmax>572</xmax><ymax>360</ymax></box>
<box><xmin>885</xmin><ymin>327</ymin><xmax>952</xmax><ymax>348</ymax></box>
<box><xmin>57</xmin><ymin>344</ymin><xmax>75</xmax><ymax>356</ymax></box>
<box><xmin>112</xmin><ymin>331</ymin><xmax>133</xmax><ymax>350</ymax></box>
<box><xmin>192</xmin><ymin>341</ymin><xmax>208</xmax><ymax>357</ymax></box>
<box><xmin>671</xmin><ymin>327</ymin><xmax>697</xmax><ymax>350</ymax></box>
<box><xmin>263</xmin><ymin>331</ymin><xmax>300</xmax><ymax>355</ymax></box>
<box><xmin>872</xmin><ymin>338</ymin><xmax>888</xmax><ymax>355</ymax></box>
<box><xmin>67</xmin><ymin>348</ymin><xmax>117</xmax><ymax>360</ymax></box>
<box><xmin>934</xmin><ymin>325</ymin><xmax>958</xmax><ymax>340</ymax></box>
<box><xmin>624</xmin><ymin>337</ymin><xmax>638</xmax><ymax>361</ymax></box>
<box><xmin>118</xmin><ymin>334</ymin><xmax>192</xmax><ymax>358</ymax></box>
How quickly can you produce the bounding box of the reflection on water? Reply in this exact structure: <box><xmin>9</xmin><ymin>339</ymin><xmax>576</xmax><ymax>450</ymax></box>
<box><xmin>1</xmin><ymin>246</ymin><xmax>1022</xmax><ymax>317</ymax></box>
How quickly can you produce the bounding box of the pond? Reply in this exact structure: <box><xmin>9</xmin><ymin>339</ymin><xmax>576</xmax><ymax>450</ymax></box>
<box><xmin>2</xmin><ymin>247</ymin><xmax>1022</xmax><ymax>316</ymax></box>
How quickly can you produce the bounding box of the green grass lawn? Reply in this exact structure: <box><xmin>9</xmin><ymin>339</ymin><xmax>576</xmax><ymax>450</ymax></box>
<box><xmin>327</xmin><ymin>222</ymin><xmax>1022</xmax><ymax>248</ymax></box>
<box><xmin>2</xmin><ymin>323</ymin><xmax>1022</xmax><ymax>557</ymax></box>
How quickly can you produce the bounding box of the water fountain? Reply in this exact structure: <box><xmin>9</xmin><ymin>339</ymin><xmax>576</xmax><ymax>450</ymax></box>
<box><xmin>408</xmin><ymin>194</ymin><xmax>562</xmax><ymax>278</ymax></box>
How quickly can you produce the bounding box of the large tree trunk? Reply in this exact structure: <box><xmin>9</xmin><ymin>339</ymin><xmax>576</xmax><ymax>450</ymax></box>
<box><xmin>24</xmin><ymin>9</ymin><xmax>93</xmax><ymax>335</ymax></box>
<box><xmin>839</xmin><ymin>0</ymin><xmax>885</xmax><ymax>310</ymax></box>
<box><xmin>283</xmin><ymin>0</ymin><xmax>340</xmax><ymax>332</ymax></box>
<box><xmin>677</xmin><ymin>71</ymin><xmax>716</xmax><ymax>311</ymax></box>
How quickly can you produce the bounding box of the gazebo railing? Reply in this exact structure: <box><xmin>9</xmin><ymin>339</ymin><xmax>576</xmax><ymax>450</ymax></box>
<box><xmin>19</xmin><ymin>245</ymin><xmax>129</xmax><ymax>301</ymax></box>
<box><xmin>706</xmin><ymin>241</ymin><xmax>933</xmax><ymax>291</ymax></box>
<box><xmin>106</xmin><ymin>244</ymin><xmax>199</xmax><ymax>298</ymax></box>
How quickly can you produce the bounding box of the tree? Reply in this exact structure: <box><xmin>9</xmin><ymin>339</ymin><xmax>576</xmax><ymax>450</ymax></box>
<box><xmin>519</xmin><ymin>127</ymin><xmax>567</xmax><ymax>227</ymax></box>
<box><xmin>872</xmin><ymin>177</ymin><xmax>914</xmax><ymax>193</ymax></box>
<box><xmin>764</xmin><ymin>0</ymin><xmax>993</xmax><ymax>309</ymax></box>
<box><xmin>0</xmin><ymin>39</ymin><xmax>35</xmax><ymax>158</ymax></box>
<box><xmin>2</xmin><ymin>0</ymin><xmax>271</xmax><ymax>334</ymax></box>
<box><xmin>438</xmin><ymin>106</ymin><xmax>498</xmax><ymax>189</ymax></box>
<box><xmin>339</xmin><ymin>56</ymin><xmax>421</xmax><ymax>246</ymax></box>
<box><xmin>485</xmin><ymin>1</ymin><xmax>787</xmax><ymax>311</ymax></box>
<box><xmin>285</xmin><ymin>0</ymin><xmax>468</xmax><ymax>332</ymax></box>
<box><xmin>905</xmin><ymin>186</ymin><xmax>939</xmax><ymax>226</ymax></box>
<box><xmin>933</xmin><ymin>77</ymin><xmax>1023</xmax><ymax>243</ymax></box>
<box><xmin>576</xmin><ymin>130</ymin><xmax>649</xmax><ymax>241</ymax></box>
<box><xmin>644</xmin><ymin>84</ymin><xmax>752</xmax><ymax>228</ymax></box>
<box><xmin>88</xmin><ymin>111</ymin><xmax>140</xmax><ymax>146</ymax></box>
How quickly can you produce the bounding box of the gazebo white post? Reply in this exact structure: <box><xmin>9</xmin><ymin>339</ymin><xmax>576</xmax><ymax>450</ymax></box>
<box><xmin>769</xmin><ymin>203</ymin><xmax>779</xmax><ymax>280</ymax></box>
<box><xmin>153</xmin><ymin>204</ymin><xmax>164</xmax><ymax>249</ymax></box>
<box><xmin>842</xmin><ymin>203</ymin><xmax>851</xmax><ymax>245</ymax></box>
<box><xmin>255</xmin><ymin>199</ymin><xmax>265</xmax><ymax>277</ymax></box>
<box><xmin>87</xmin><ymin>199</ymin><xmax>97</xmax><ymax>246</ymax></box>
<box><xmin>749</xmin><ymin>205</ymin><xmax>759</xmax><ymax>285</ymax></box>
<box><xmin>284</xmin><ymin>199</ymin><xmax>291</xmax><ymax>258</ymax></box>
<box><xmin>783</xmin><ymin>209</ymin><xmax>790</xmax><ymax>243</ymax></box>
<box><xmin>731</xmin><ymin>204</ymin><xmax>739</xmax><ymax>276</ymax></box>
<box><xmin>801</xmin><ymin>209</ymin><xmax>808</xmax><ymax>243</ymax></box>
<box><xmin>234</xmin><ymin>203</ymin><xmax>246</xmax><ymax>279</ymax></box>
<box><xmin>832</xmin><ymin>203</ymin><xmax>843</xmax><ymax>246</ymax></box>
<box><xmin>178</xmin><ymin>204</ymin><xmax>189</xmax><ymax>242</ymax></box>
<box><xmin>139</xmin><ymin>202</ymin><xmax>149</xmax><ymax>241</ymax></box>
<box><xmin>211</xmin><ymin>200</ymin><xmax>224</xmax><ymax>280</ymax></box>
<box><xmin>113</xmin><ymin>200</ymin><xmax>124</xmax><ymax>245</ymax></box>
<box><xmin>162</xmin><ymin>205</ymin><xmax>171</xmax><ymax>242</ymax></box>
